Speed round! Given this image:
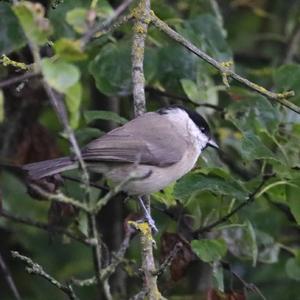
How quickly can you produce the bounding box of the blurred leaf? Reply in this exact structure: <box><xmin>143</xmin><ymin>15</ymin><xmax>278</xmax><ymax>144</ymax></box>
<box><xmin>257</xmin><ymin>231</ymin><xmax>280</xmax><ymax>264</ymax></box>
<box><xmin>75</xmin><ymin>127</ymin><xmax>103</xmax><ymax>145</ymax></box>
<box><xmin>274</xmin><ymin>64</ymin><xmax>300</xmax><ymax>104</ymax></box>
<box><xmin>174</xmin><ymin>173</ymin><xmax>248</xmax><ymax>203</ymax></box>
<box><xmin>152</xmin><ymin>183</ymin><xmax>176</xmax><ymax>207</ymax></box>
<box><xmin>41</xmin><ymin>58</ymin><xmax>80</xmax><ymax>93</ymax></box>
<box><xmin>0</xmin><ymin>2</ymin><xmax>26</xmax><ymax>54</ymax></box>
<box><xmin>180</xmin><ymin>79</ymin><xmax>199</xmax><ymax>102</ymax></box>
<box><xmin>226</xmin><ymin>93</ymin><xmax>279</xmax><ymax>135</ymax></box>
<box><xmin>66</xmin><ymin>8</ymin><xmax>88</xmax><ymax>34</ymax></box>
<box><xmin>89</xmin><ymin>43</ymin><xmax>131</xmax><ymax>96</ymax></box>
<box><xmin>212</xmin><ymin>263</ymin><xmax>224</xmax><ymax>292</ymax></box>
<box><xmin>287</xmin><ymin>185</ymin><xmax>300</xmax><ymax>225</ymax></box>
<box><xmin>54</xmin><ymin>38</ymin><xmax>87</xmax><ymax>61</ymax></box>
<box><xmin>286</xmin><ymin>258</ymin><xmax>300</xmax><ymax>281</ymax></box>
<box><xmin>156</xmin><ymin>45</ymin><xmax>197</xmax><ymax>91</ymax></box>
<box><xmin>240</xmin><ymin>132</ymin><xmax>278</xmax><ymax>161</ymax></box>
<box><xmin>246</xmin><ymin>220</ymin><xmax>258</xmax><ymax>267</ymax></box>
<box><xmin>65</xmin><ymin>82</ymin><xmax>82</xmax><ymax>129</ymax></box>
<box><xmin>161</xmin><ymin>232</ymin><xmax>195</xmax><ymax>281</ymax></box>
<box><xmin>13</xmin><ymin>1</ymin><xmax>52</xmax><ymax>45</ymax></box>
<box><xmin>0</xmin><ymin>89</ymin><xmax>4</xmax><ymax>122</ymax></box>
<box><xmin>180</xmin><ymin>14</ymin><xmax>232</xmax><ymax>61</ymax></box>
<box><xmin>192</xmin><ymin>239</ymin><xmax>227</xmax><ymax>262</ymax></box>
<box><xmin>84</xmin><ymin>110</ymin><xmax>127</xmax><ymax>125</ymax></box>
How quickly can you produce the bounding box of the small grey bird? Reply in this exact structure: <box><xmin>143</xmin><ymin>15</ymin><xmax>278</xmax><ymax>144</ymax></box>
<box><xmin>23</xmin><ymin>106</ymin><xmax>218</xmax><ymax>229</ymax></box>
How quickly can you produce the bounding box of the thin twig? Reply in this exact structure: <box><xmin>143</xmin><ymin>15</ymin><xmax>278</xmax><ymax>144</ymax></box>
<box><xmin>150</xmin><ymin>13</ymin><xmax>300</xmax><ymax>114</ymax></box>
<box><xmin>0</xmin><ymin>72</ymin><xmax>39</xmax><ymax>89</ymax></box>
<box><xmin>0</xmin><ymin>252</ymin><xmax>21</xmax><ymax>300</ymax></box>
<box><xmin>193</xmin><ymin>178</ymin><xmax>269</xmax><ymax>237</ymax></box>
<box><xmin>28</xmin><ymin>183</ymin><xmax>89</xmax><ymax>213</ymax></box>
<box><xmin>80</xmin><ymin>0</ymin><xmax>134</xmax><ymax>48</ymax></box>
<box><xmin>146</xmin><ymin>87</ymin><xmax>224</xmax><ymax>111</ymax></box>
<box><xmin>0</xmin><ymin>209</ymin><xmax>94</xmax><ymax>246</ymax></box>
<box><xmin>11</xmin><ymin>251</ymin><xmax>78</xmax><ymax>300</ymax></box>
<box><xmin>152</xmin><ymin>242</ymin><xmax>183</xmax><ymax>277</ymax></box>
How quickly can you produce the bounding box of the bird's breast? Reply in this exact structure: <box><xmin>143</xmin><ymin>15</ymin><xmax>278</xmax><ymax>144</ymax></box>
<box><xmin>105</xmin><ymin>145</ymin><xmax>201</xmax><ymax>195</ymax></box>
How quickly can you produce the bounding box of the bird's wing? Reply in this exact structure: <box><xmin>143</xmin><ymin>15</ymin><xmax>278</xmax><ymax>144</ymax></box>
<box><xmin>81</xmin><ymin>112</ymin><xmax>186</xmax><ymax>167</ymax></box>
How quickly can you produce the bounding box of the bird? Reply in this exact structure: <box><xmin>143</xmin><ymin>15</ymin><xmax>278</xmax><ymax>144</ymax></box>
<box><xmin>23</xmin><ymin>105</ymin><xmax>218</xmax><ymax>230</ymax></box>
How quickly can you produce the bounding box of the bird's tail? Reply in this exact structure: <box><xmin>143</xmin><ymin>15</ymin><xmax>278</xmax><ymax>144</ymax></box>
<box><xmin>23</xmin><ymin>157</ymin><xmax>76</xmax><ymax>180</ymax></box>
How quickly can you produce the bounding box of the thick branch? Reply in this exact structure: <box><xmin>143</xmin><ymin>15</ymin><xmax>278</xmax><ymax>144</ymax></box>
<box><xmin>150</xmin><ymin>13</ymin><xmax>300</xmax><ymax>114</ymax></box>
<box><xmin>131</xmin><ymin>1</ymin><xmax>161</xmax><ymax>299</ymax></box>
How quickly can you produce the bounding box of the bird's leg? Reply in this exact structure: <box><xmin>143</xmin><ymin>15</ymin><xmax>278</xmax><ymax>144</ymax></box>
<box><xmin>138</xmin><ymin>196</ymin><xmax>158</xmax><ymax>233</ymax></box>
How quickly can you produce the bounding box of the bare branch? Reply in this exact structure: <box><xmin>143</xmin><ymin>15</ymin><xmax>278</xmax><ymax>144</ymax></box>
<box><xmin>80</xmin><ymin>0</ymin><xmax>134</xmax><ymax>48</ymax></box>
<box><xmin>150</xmin><ymin>13</ymin><xmax>300</xmax><ymax>115</ymax></box>
<box><xmin>0</xmin><ymin>209</ymin><xmax>94</xmax><ymax>246</ymax></box>
<box><xmin>0</xmin><ymin>72</ymin><xmax>39</xmax><ymax>89</ymax></box>
<box><xmin>11</xmin><ymin>251</ymin><xmax>78</xmax><ymax>300</ymax></box>
<box><xmin>193</xmin><ymin>177</ymin><xmax>271</xmax><ymax>237</ymax></box>
<box><xmin>0</xmin><ymin>252</ymin><xmax>21</xmax><ymax>300</ymax></box>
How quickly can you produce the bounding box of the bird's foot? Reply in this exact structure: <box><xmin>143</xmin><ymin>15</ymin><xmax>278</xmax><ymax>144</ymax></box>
<box><xmin>138</xmin><ymin>197</ymin><xmax>158</xmax><ymax>233</ymax></box>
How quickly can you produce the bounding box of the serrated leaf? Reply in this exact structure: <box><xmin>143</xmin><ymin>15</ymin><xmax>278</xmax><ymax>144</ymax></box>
<box><xmin>54</xmin><ymin>38</ymin><xmax>87</xmax><ymax>61</ymax></box>
<box><xmin>174</xmin><ymin>173</ymin><xmax>248</xmax><ymax>203</ymax></box>
<box><xmin>191</xmin><ymin>239</ymin><xmax>227</xmax><ymax>263</ymax></box>
<box><xmin>84</xmin><ymin>110</ymin><xmax>127</xmax><ymax>125</ymax></box>
<box><xmin>13</xmin><ymin>1</ymin><xmax>52</xmax><ymax>45</ymax></box>
<box><xmin>65</xmin><ymin>82</ymin><xmax>82</xmax><ymax>129</ymax></box>
<box><xmin>0</xmin><ymin>2</ymin><xmax>26</xmax><ymax>54</ymax></box>
<box><xmin>41</xmin><ymin>58</ymin><xmax>80</xmax><ymax>93</ymax></box>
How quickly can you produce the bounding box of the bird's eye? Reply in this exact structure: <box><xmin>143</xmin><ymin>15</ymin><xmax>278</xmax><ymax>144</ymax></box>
<box><xmin>200</xmin><ymin>127</ymin><xmax>205</xmax><ymax>132</ymax></box>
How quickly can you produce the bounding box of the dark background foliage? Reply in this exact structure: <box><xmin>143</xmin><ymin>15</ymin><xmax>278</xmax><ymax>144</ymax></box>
<box><xmin>0</xmin><ymin>0</ymin><xmax>299</xmax><ymax>299</ymax></box>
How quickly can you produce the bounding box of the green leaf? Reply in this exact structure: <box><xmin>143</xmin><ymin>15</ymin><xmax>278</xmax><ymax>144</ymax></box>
<box><xmin>13</xmin><ymin>1</ymin><xmax>52</xmax><ymax>45</ymax></box>
<box><xmin>180</xmin><ymin>79</ymin><xmax>200</xmax><ymax>103</ymax></box>
<box><xmin>75</xmin><ymin>127</ymin><xmax>103</xmax><ymax>145</ymax></box>
<box><xmin>41</xmin><ymin>58</ymin><xmax>80</xmax><ymax>93</ymax></box>
<box><xmin>274</xmin><ymin>64</ymin><xmax>300</xmax><ymax>104</ymax></box>
<box><xmin>245</xmin><ymin>220</ymin><xmax>258</xmax><ymax>267</ymax></box>
<box><xmin>66</xmin><ymin>8</ymin><xmax>88</xmax><ymax>34</ymax></box>
<box><xmin>240</xmin><ymin>132</ymin><xmax>278</xmax><ymax>161</ymax></box>
<box><xmin>0</xmin><ymin>89</ymin><xmax>4</xmax><ymax>122</ymax></box>
<box><xmin>286</xmin><ymin>258</ymin><xmax>300</xmax><ymax>281</ymax></box>
<box><xmin>226</xmin><ymin>92</ymin><xmax>279</xmax><ymax>135</ymax></box>
<box><xmin>191</xmin><ymin>239</ymin><xmax>227</xmax><ymax>263</ymax></box>
<box><xmin>0</xmin><ymin>2</ymin><xmax>26</xmax><ymax>54</ymax></box>
<box><xmin>152</xmin><ymin>183</ymin><xmax>177</xmax><ymax>207</ymax></box>
<box><xmin>89</xmin><ymin>43</ymin><xmax>131</xmax><ymax>96</ymax></box>
<box><xmin>180</xmin><ymin>14</ymin><xmax>232</xmax><ymax>61</ymax></box>
<box><xmin>287</xmin><ymin>185</ymin><xmax>300</xmax><ymax>225</ymax></box>
<box><xmin>84</xmin><ymin>110</ymin><xmax>128</xmax><ymax>125</ymax></box>
<box><xmin>212</xmin><ymin>263</ymin><xmax>224</xmax><ymax>292</ymax></box>
<box><xmin>174</xmin><ymin>173</ymin><xmax>248</xmax><ymax>203</ymax></box>
<box><xmin>65</xmin><ymin>82</ymin><xmax>82</xmax><ymax>129</ymax></box>
<box><xmin>54</xmin><ymin>38</ymin><xmax>87</xmax><ymax>61</ymax></box>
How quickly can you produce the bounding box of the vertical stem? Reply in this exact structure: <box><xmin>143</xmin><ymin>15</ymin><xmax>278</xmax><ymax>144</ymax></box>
<box><xmin>131</xmin><ymin>1</ymin><xmax>160</xmax><ymax>299</ymax></box>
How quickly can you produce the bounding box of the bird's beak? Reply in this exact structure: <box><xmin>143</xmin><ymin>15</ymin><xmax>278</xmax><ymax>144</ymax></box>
<box><xmin>208</xmin><ymin>139</ymin><xmax>219</xmax><ymax>149</ymax></box>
